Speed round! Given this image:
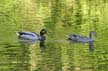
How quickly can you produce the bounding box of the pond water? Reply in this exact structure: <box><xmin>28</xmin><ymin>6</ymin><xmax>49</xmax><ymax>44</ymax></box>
<box><xmin>0</xmin><ymin>0</ymin><xmax>108</xmax><ymax>71</ymax></box>
<box><xmin>0</xmin><ymin>25</ymin><xmax>108</xmax><ymax>71</ymax></box>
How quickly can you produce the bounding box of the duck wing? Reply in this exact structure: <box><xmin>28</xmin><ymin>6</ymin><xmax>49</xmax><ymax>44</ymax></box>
<box><xmin>18</xmin><ymin>32</ymin><xmax>40</xmax><ymax>40</ymax></box>
<box><xmin>75</xmin><ymin>35</ymin><xmax>93</xmax><ymax>42</ymax></box>
<box><xmin>20</xmin><ymin>35</ymin><xmax>39</xmax><ymax>40</ymax></box>
<box><xmin>67</xmin><ymin>34</ymin><xmax>78</xmax><ymax>40</ymax></box>
<box><xmin>68</xmin><ymin>34</ymin><xmax>93</xmax><ymax>42</ymax></box>
<box><xmin>18</xmin><ymin>32</ymin><xmax>39</xmax><ymax>37</ymax></box>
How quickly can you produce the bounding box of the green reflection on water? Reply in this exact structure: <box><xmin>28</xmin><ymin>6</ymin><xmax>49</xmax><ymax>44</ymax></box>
<box><xmin>0</xmin><ymin>0</ymin><xmax>108</xmax><ymax>71</ymax></box>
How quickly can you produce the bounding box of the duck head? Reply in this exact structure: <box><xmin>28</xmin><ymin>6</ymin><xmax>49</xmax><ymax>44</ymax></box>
<box><xmin>40</xmin><ymin>29</ymin><xmax>47</xmax><ymax>36</ymax></box>
<box><xmin>89</xmin><ymin>31</ymin><xmax>96</xmax><ymax>38</ymax></box>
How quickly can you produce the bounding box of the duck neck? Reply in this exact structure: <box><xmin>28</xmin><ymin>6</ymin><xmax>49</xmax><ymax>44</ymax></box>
<box><xmin>40</xmin><ymin>33</ymin><xmax>45</xmax><ymax>36</ymax></box>
<box><xmin>89</xmin><ymin>33</ymin><xmax>93</xmax><ymax>39</ymax></box>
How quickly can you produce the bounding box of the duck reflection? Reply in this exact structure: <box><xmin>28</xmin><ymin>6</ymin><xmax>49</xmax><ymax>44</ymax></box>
<box><xmin>39</xmin><ymin>35</ymin><xmax>46</xmax><ymax>49</ymax></box>
<box><xmin>67</xmin><ymin>31</ymin><xmax>96</xmax><ymax>51</ymax></box>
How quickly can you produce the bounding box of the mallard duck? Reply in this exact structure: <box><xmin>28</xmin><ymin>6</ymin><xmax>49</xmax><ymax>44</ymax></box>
<box><xmin>17</xmin><ymin>29</ymin><xmax>47</xmax><ymax>47</ymax></box>
<box><xmin>67</xmin><ymin>31</ymin><xmax>96</xmax><ymax>43</ymax></box>
<box><xmin>67</xmin><ymin>31</ymin><xmax>96</xmax><ymax>51</ymax></box>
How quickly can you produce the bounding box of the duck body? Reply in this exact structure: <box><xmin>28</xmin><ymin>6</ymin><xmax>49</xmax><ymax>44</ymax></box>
<box><xmin>17</xmin><ymin>32</ymin><xmax>40</xmax><ymax>41</ymax></box>
<box><xmin>17</xmin><ymin>29</ymin><xmax>47</xmax><ymax>47</ymax></box>
<box><xmin>67</xmin><ymin>34</ymin><xmax>94</xmax><ymax>43</ymax></box>
<box><xmin>67</xmin><ymin>31</ymin><xmax>96</xmax><ymax>51</ymax></box>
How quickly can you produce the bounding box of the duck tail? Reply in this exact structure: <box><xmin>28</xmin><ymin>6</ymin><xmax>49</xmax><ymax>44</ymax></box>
<box><xmin>66</xmin><ymin>34</ymin><xmax>70</xmax><ymax>38</ymax></box>
<box><xmin>16</xmin><ymin>32</ymin><xmax>23</xmax><ymax>35</ymax></box>
<box><xmin>89</xmin><ymin>41</ymin><xmax>94</xmax><ymax>51</ymax></box>
<box><xmin>66</xmin><ymin>34</ymin><xmax>69</xmax><ymax>37</ymax></box>
<box><xmin>65</xmin><ymin>34</ymin><xmax>70</xmax><ymax>40</ymax></box>
<box><xmin>16</xmin><ymin>32</ymin><xmax>20</xmax><ymax>35</ymax></box>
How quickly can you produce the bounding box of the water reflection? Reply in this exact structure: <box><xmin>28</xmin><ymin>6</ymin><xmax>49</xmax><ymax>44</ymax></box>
<box><xmin>0</xmin><ymin>34</ymin><xmax>108</xmax><ymax>71</ymax></box>
<box><xmin>0</xmin><ymin>42</ymin><xmax>30</xmax><ymax>71</ymax></box>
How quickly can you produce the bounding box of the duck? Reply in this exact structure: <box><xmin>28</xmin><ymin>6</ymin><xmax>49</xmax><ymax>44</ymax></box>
<box><xmin>67</xmin><ymin>31</ymin><xmax>96</xmax><ymax>51</ymax></box>
<box><xmin>17</xmin><ymin>29</ymin><xmax>47</xmax><ymax>47</ymax></box>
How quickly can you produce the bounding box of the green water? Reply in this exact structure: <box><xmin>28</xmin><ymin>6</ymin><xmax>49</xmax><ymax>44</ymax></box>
<box><xmin>0</xmin><ymin>0</ymin><xmax>108</xmax><ymax>71</ymax></box>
